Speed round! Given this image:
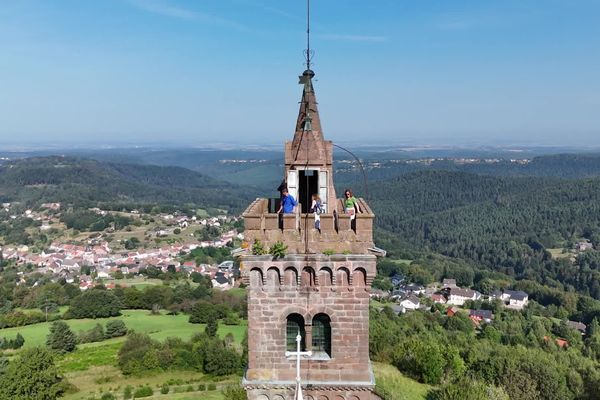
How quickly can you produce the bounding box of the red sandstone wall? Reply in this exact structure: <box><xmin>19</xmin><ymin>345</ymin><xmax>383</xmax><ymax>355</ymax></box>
<box><xmin>242</xmin><ymin>256</ymin><xmax>377</xmax><ymax>387</ymax></box>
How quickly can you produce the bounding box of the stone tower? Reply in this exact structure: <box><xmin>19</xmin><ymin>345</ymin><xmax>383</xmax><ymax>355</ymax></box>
<box><xmin>240</xmin><ymin>64</ymin><xmax>381</xmax><ymax>400</ymax></box>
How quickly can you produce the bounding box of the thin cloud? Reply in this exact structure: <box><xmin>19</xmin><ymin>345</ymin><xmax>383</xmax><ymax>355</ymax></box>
<box><xmin>317</xmin><ymin>34</ymin><xmax>388</xmax><ymax>43</ymax></box>
<box><xmin>127</xmin><ymin>0</ymin><xmax>247</xmax><ymax>30</ymax></box>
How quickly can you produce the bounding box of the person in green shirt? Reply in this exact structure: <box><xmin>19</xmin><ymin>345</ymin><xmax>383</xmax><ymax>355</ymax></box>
<box><xmin>343</xmin><ymin>189</ymin><xmax>361</xmax><ymax>218</ymax></box>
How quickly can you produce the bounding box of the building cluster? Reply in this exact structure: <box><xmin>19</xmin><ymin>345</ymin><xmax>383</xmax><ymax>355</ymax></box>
<box><xmin>1</xmin><ymin>230</ymin><xmax>241</xmax><ymax>291</ymax></box>
<box><xmin>372</xmin><ymin>276</ymin><xmax>530</xmax><ymax>317</ymax></box>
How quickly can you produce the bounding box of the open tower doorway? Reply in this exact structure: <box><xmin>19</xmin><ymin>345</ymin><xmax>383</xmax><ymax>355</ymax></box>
<box><xmin>298</xmin><ymin>169</ymin><xmax>318</xmax><ymax>213</ymax></box>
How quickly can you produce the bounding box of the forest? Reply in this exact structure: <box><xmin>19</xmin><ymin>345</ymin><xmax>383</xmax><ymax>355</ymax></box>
<box><xmin>0</xmin><ymin>156</ymin><xmax>256</xmax><ymax>213</ymax></box>
<box><xmin>370</xmin><ymin>170</ymin><xmax>600</xmax><ymax>299</ymax></box>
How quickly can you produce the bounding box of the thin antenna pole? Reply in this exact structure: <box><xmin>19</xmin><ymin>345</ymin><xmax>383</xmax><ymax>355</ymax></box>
<box><xmin>306</xmin><ymin>0</ymin><xmax>311</xmax><ymax>70</ymax></box>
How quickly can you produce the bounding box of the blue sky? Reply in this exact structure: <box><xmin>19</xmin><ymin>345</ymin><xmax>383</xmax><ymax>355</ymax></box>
<box><xmin>1</xmin><ymin>0</ymin><xmax>599</xmax><ymax>146</ymax></box>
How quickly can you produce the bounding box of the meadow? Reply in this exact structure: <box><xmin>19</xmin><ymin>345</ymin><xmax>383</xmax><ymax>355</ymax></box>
<box><xmin>1</xmin><ymin>309</ymin><xmax>246</xmax><ymax>350</ymax></box>
<box><xmin>2</xmin><ymin>308</ymin><xmax>427</xmax><ymax>399</ymax></box>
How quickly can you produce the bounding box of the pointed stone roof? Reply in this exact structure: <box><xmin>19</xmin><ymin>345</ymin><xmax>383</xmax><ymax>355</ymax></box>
<box><xmin>289</xmin><ymin>69</ymin><xmax>329</xmax><ymax>166</ymax></box>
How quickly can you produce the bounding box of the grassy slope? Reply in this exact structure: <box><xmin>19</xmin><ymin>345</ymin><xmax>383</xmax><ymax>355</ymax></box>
<box><xmin>2</xmin><ymin>309</ymin><xmax>429</xmax><ymax>399</ymax></box>
<box><xmin>373</xmin><ymin>362</ymin><xmax>432</xmax><ymax>400</ymax></box>
<box><xmin>1</xmin><ymin>310</ymin><xmax>246</xmax><ymax>349</ymax></box>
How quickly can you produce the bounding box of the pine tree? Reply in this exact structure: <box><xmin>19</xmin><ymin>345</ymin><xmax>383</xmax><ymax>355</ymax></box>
<box><xmin>13</xmin><ymin>333</ymin><xmax>24</xmax><ymax>349</ymax></box>
<box><xmin>46</xmin><ymin>321</ymin><xmax>77</xmax><ymax>353</ymax></box>
<box><xmin>205</xmin><ymin>317</ymin><xmax>218</xmax><ymax>338</ymax></box>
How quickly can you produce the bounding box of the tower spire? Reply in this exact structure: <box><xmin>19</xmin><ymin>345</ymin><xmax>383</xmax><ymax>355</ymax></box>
<box><xmin>305</xmin><ymin>0</ymin><xmax>312</xmax><ymax>71</ymax></box>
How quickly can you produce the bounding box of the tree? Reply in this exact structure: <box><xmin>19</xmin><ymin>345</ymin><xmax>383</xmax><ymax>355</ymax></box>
<box><xmin>118</xmin><ymin>332</ymin><xmax>156</xmax><ymax>375</ymax></box>
<box><xmin>189</xmin><ymin>301</ymin><xmax>218</xmax><ymax>324</ymax></box>
<box><xmin>105</xmin><ymin>320</ymin><xmax>127</xmax><ymax>338</ymax></box>
<box><xmin>205</xmin><ymin>317</ymin><xmax>218</xmax><ymax>337</ymax></box>
<box><xmin>0</xmin><ymin>347</ymin><xmax>64</xmax><ymax>400</ymax></box>
<box><xmin>46</xmin><ymin>321</ymin><xmax>77</xmax><ymax>353</ymax></box>
<box><xmin>66</xmin><ymin>289</ymin><xmax>121</xmax><ymax>319</ymax></box>
<box><xmin>14</xmin><ymin>333</ymin><xmax>25</xmax><ymax>349</ymax></box>
<box><xmin>202</xmin><ymin>341</ymin><xmax>241</xmax><ymax>376</ymax></box>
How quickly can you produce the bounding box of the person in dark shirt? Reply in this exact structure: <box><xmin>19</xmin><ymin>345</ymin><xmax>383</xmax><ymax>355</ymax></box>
<box><xmin>277</xmin><ymin>189</ymin><xmax>298</xmax><ymax>214</ymax></box>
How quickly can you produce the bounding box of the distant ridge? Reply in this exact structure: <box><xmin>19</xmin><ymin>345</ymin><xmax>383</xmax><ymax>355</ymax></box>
<box><xmin>0</xmin><ymin>156</ymin><xmax>257</xmax><ymax>212</ymax></box>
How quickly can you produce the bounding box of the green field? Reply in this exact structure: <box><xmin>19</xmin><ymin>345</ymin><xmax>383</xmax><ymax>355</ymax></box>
<box><xmin>0</xmin><ymin>309</ymin><xmax>247</xmax><ymax>349</ymax></box>
<box><xmin>1</xmin><ymin>310</ymin><xmax>430</xmax><ymax>399</ymax></box>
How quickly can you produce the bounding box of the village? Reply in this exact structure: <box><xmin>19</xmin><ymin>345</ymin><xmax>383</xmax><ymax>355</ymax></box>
<box><xmin>371</xmin><ymin>275</ymin><xmax>589</xmax><ymax>347</ymax></box>
<box><xmin>1</xmin><ymin>202</ymin><xmax>243</xmax><ymax>291</ymax></box>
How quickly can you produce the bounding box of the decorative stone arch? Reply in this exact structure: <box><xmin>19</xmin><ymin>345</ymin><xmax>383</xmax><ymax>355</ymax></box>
<box><xmin>317</xmin><ymin>396</ymin><xmax>329</xmax><ymax>400</ymax></box>
<box><xmin>278</xmin><ymin>306</ymin><xmax>311</xmax><ymax>325</ymax></box>
<box><xmin>249</xmin><ymin>267</ymin><xmax>264</xmax><ymax>287</ymax></box>
<box><xmin>256</xmin><ymin>395</ymin><xmax>269</xmax><ymax>400</ymax></box>
<box><xmin>283</xmin><ymin>266</ymin><xmax>299</xmax><ymax>286</ymax></box>
<box><xmin>266</xmin><ymin>267</ymin><xmax>281</xmax><ymax>287</ymax></box>
<box><xmin>336</xmin><ymin>267</ymin><xmax>351</xmax><ymax>287</ymax></box>
<box><xmin>318</xmin><ymin>266</ymin><xmax>333</xmax><ymax>286</ymax></box>
<box><xmin>352</xmin><ymin>267</ymin><xmax>367</xmax><ymax>287</ymax></box>
<box><xmin>306</xmin><ymin>306</ymin><xmax>339</xmax><ymax>327</ymax></box>
<box><xmin>301</xmin><ymin>266</ymin><xmax>317</xmax><ymax>287</ymax></box>
<box><xmin>334</xmin><ymin>396</ymin><xmax>346</xmax><ymax>400</ymax></box>
<box><xmin>272</xmin><ymin>395</ymin><xmax>285</xmax><ymax>400</ymax></box>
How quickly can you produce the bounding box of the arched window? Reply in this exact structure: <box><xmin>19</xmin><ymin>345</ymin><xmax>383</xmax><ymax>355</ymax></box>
<box><xmin>286</xmin><ymin>313</ymin><xmax>306</xmax><ymax>352</ymax></box>
<box><xmin>312</xmin><ymin>313</ymin><xmax>331</xmax><ymax>357</ymax></box>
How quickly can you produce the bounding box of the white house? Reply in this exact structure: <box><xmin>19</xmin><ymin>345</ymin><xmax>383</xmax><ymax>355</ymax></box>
<box><xmin>502</xmin><ymin>290</ymin><xmax>529</xmax><ymax>310</ymax></box>
<box><xmin>447</xmin><ymin>287</ymin><xmax>481</xmax><ymax>306</ymax></box>
<box><xmin>399</xmin><ymin>294</ymin><xmax>421</xmax><ymax>312</ymax></box>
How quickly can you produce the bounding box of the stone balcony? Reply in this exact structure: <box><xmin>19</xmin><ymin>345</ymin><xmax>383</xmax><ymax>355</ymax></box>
<box><xmin>242</xmin><ymin>197</ymin><xmax>375</xmax><ymax>255</ymax></box>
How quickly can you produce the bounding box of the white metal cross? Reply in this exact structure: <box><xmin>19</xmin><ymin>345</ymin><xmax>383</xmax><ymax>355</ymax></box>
<box><xmin>285</xmin><ymin>331</ymin><xmax>312</xmax><ymax>400</ymax></box>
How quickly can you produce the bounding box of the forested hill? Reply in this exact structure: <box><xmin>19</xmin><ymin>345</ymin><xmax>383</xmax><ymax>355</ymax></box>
<box><xmin>371</xmin><ymin>170</ymin><xmax>600</xmax><ymax>297</ymax></box>
<box><xmin>0</xmin><ymin>156</ymin><xmax>257</xmax><ymax>212</ymax></box>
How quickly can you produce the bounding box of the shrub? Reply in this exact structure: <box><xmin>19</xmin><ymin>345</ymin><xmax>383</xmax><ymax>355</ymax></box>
<box><xmin>133</xmin><ymin>386</ymin><xmax>153</xmax><ymax>398</ymax></box>
<box><xmin>0</xmin><ymin>333</ymin><xmax>25</xmax><ymax>350</ymax></box>
<box><xmin>221</xmin><ymin>385</ymin><xmax>247</xmax><ymax>400</ymax></box>
<box><xmin>186</xmin><ymin>385</ymin><xmax>194</xmax><ymax>392</ymax></box>
<box><xmin>101</xmin><ymin>393</ymin><xmax>116</xmax><ymax>400</ymax></box>
<box><xmin>269</xmin><ymin>241</ymin><xmax>287</xmax><ymax>258</ymax></box>
<box><xmin>118</xmin><ymin>332</ymin><xmax>156</xmax><ymax>375</ymax></box>
<box><xmin>198</xmin><ymin>384</ymin><xmax>206</xmax><ymax>391</ymax></box>
<box><xmin>160</xmin><ymin>385</ymin><xmax>169</xmax><ymax>394</ymax></box>
<box><xmin>207</xmin><ymin>383</ymin><xmax>217</xmax><ymax>391</ymax></box>
<box><xmin>223</xmin><ymin>313</ymin><xmax>240</xmax><ymax>325</ymax></box>
<box><xmin>78</xmin><ymin>323</ymin><xmax>105</xmax><ymax>344</ymax></box>
<box><xmin>123</xmin><ymin>386</ymin><xmax>133</xmax><ymax>399</ymax></box>
<box><xmin>105</xmin><ymin>320</ymin><xmax>127</xmax><ymax>338</ymax></box>
<box><xmin>251</xmin><ymin>240</ymin><xmax>266</xmax><ymax>255</ymax></box>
